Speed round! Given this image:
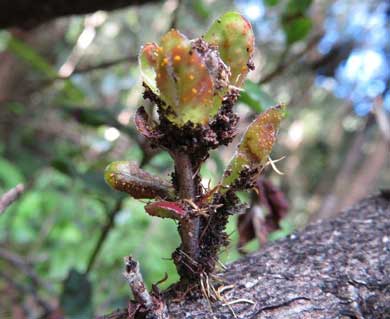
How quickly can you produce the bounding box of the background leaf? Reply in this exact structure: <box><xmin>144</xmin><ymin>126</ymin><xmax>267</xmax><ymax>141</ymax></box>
<box><xmin>282</xmin><ymin>17</ymin><xmax>312</xmax><ymax>44</ymax></box>
<box><xmin>239</xmin><ymin>80</ymin><xmax>276</xmax><ymax>112</ymax></box>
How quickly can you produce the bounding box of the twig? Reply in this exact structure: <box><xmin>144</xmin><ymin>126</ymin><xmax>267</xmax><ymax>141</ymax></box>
<box><xmin>58</xmin><ymin>55</ymin><xmax>137</xmax><ymax>80</ymax></box>
<box><xmin>170</xmin><ymin>0</ymin><xmax>182</xmax><ymax>29</ymax></box>
<box><xmin>0</xmin><ymin>269</ymin><xmax>53</xmax><ymax>316</ymax></box>
<box><xmin>0</xmin><ymin>184</ymin><xmax>25</xmax><ymax>215</ymax></box>
<box><xmin>0</xmin><ymin>247</ymin><xmax>53</xmax><ymax>292</ymax></box>
<box><xmin>124</xmin><ymin>256</ymin><xmax>153</xmax><ymax>308</ymax></box>
<box><xmin>85</xmin><ymin>197</ymin><xmax>125</xmax><ymax>274</ymax></box>
<box><xmin>123</xmin><ymin>256</ymin><xmax>170</xmax><ymax>319</ymax></box>
<box><xmin>258</xmin><ymin>34</ymin><xmax>322</xmax><ymax>84</ymax></box>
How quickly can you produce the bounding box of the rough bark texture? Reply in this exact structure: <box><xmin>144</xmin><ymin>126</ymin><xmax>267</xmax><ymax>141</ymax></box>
<box><xmin>0</xmin><ymin>0</ymin><xmax>161</xmax><ymax>29</ymax></box>
<box><xmin>164</xmin><ymin>193</ymin><xmax>390</xmax><ymax>318</ymax></box>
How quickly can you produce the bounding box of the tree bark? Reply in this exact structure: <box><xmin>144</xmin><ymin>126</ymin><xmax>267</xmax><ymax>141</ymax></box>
<box><xmin>102</xmin><ymin>193</ymin><xmax>390</xmax><ymax>318</ymax></box>
<box><xmin>0</xmin><ymin>0</ymin><xmax>161</xmax><ymax>29</ymax></box>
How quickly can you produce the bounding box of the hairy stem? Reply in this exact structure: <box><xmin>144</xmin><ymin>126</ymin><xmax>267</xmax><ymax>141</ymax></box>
<box><xmin>173</xmin><ymin>152</ymin><xmax>200</xmax><ymax>263</ymax></box>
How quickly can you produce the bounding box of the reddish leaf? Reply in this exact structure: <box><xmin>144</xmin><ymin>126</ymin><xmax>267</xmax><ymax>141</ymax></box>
<box><xmin>145</xmin><ymin>200</ymin><xmax>187</xmax><ymax>220</ymax></box>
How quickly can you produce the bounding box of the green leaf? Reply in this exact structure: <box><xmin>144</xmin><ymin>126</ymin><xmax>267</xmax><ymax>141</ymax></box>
<box><xmin>264</xmin><ymin>0</ymin><xmax>279</xmax><ymax>6</ymax></box>
<box><xmin>7</xmin><ymin>37</ymin><xmax>56</xmax><ymax>77</ymax></box>
<box><xmin>139</xmin><ymin>30</ymin><xmax>219</xmax><ymax>126</ymax></box>
<box><xmin>0</xmin><ymin>158</ymin><xmax>24</xmax><ymax>189</ymax></box>
<box><xmin>204</xmin><ymin>12</ymin><xmax>255</xmax><ymax>87</ymax></box>
<box><xmin>286</xmin><ymin>0</ymin><xmax>313</xmax><ymax>15</ymax></box>
<box><xmin>192</xmin><ymin>0</ymin><xmax>210</xmax><ymax>18</ymax></box>
<box><xmin>239</xmin><ymin>80</ymin><xmax>276</xmax><ymax>112</ymax></box>
<box><xmin>282</xmin><ymin>16</ymin><xmax>312</xmax><ymax>44</ymax></box>
<box><xmin>159</xmin><ymin>30</ymin><xmax>217</xmax><ymax>125</ymax></box>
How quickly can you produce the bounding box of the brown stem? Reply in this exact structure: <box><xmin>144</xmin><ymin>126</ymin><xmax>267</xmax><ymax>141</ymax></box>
<box><xmin>173</xmin><ymin>152</ymin><xmax>200</xmax><ymax>263</ymax></box>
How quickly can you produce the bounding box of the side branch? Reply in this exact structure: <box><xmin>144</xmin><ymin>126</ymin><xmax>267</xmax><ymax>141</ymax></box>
<box><xmin>0</xmin><ymin>0</ymin><xmax>161</xmax><ymax>29</ymax></box>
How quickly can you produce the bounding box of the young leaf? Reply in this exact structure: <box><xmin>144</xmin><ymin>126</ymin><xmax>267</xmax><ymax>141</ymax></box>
<box><xmin>104</xmin><ymin>161</ymin><xmax>174</xmax><ymax>199</ymax></box>
<box><xmin>204</xmin><ymin>12</ymin><xmax>255</xmax><ymax>87</ymax></box>
<box><xmin>282</xmin><ymin>17</ymin><xmax>312</xmax><ymax>44</ymax></box>
<box><xmin>157</xmin><ymin>30</ymin><xmax>216</xmax><ymax>126</ymax></box>
<box><xmin>145</xmin><ymin>201</ymin><xmax>187</xmax><ymax>220</ymax></box>
<box><xmin>139</xmin><ymin>43</ymin><xmax>160</xmax><ymax>95</ymax></box>
<box><xmin>139</xmin><ymin>30</ymin><xmax>219</xmax><ymax>126</ymax></box>
<box><xmin>222</xmin><ymin>104</ymin><xmax>286</xmax><ymax>190</ymax></box>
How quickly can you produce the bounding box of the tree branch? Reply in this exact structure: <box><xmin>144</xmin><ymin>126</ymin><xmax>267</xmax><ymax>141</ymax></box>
<box><xmin>258</xmin><ymin>34</ymin><xmax>322</xmax><ymax>84</ymax></box>
<box><xmin>101</xmin><ymin>193</ymin><xmax>390</xmax><ymax>318</ymax></box>
<box><xmin>0</xmin><ymin>247</ymin><xmax>53</xmax><ymax>292</ymax></box>
<box><xmin>0</xmin><ymin>0</ymin><xmax>162</xmax><ymax>29</ymax></box>
<box><xmin>0</xmin><ymin>184</ymin><xmax>25</xmax><ymax>215</ymax></box>
<box><xmin>167</xmin><ymin>193</ymin><xmax>390</xmax><ymax>318</ymax></box>
<box><xmin>85</xmin><ymin>198</ymin><xmax>125</xmax><ymax>274</ymax></box>
<box><xmin>56</xmin><ymin>54</ymin><xmax>137</xmax><ymax>80</ymax></box>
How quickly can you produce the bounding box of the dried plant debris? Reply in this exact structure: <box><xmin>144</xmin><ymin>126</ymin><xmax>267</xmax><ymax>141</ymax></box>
<box><xmin>237</xmin><ymin>178</ymin><xmax>289</xmax><ymax>253</ymax></box>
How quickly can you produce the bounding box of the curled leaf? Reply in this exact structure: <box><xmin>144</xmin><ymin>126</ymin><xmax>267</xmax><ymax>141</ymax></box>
<box><xmin>222</xmin><ymin>104</ymin><xmax>286</xmax><ymax>190</ymax></box>
<box><xmin>134</xmin><ymin>106</ymin><xmax>162</xmax><ymax>139</ymax></box>
<box><xmin>145</xmin><ymin>201</ymin><xmax>187</xmax><ymax>220</ymax></box>
<box><xmin>104</xmin><ymin>161</ymin><xmax>174</xmax><ymax>199</ymax></box>
<box><xmin>204</xmin><ymin>12</ymin><xmax>255</xmax><ymax>87</ymax></box>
